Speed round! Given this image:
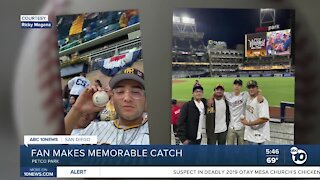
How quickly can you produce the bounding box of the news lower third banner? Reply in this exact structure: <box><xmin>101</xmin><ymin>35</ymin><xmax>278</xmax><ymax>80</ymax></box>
<box><xmin>20</xmin><ymin>145</ymin><xmax>320</xmax><ymax>178</ymax></box>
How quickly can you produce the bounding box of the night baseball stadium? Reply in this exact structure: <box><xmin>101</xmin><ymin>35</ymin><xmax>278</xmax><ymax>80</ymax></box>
<box><xmin>172</xmin><ymin>8</ymin><xmax>294</xmax><ymax>145</ymax></box>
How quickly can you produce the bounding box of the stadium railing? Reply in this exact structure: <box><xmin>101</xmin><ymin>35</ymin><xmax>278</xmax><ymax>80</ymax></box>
<box><xmin>280</xmin><ymin>101</ymin><xmax>294</xmax><ymax>123</ymax></box>
<box><xmin>59</xmin><ymin>23</ymin><xmax>140</xmax><ymax>57</ymax></box>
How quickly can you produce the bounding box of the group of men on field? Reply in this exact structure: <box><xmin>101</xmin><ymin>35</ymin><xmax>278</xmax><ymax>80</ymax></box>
<box><xmin>176</xmin><ymin>79</ymin><xmax>270</xmax><ymax>145</ymax></box>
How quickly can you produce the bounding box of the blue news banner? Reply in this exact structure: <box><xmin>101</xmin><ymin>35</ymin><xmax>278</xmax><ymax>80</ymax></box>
<box><xmin>21</xmin><ymin>145</ymin><xmax>320</xmax><ymax>177</ymax></box>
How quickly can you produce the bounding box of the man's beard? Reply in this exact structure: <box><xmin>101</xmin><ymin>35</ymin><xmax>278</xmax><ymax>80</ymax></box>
<box><xmin>214</xmin><ymin>94</ymin><xmax>223</xmax><ymax>99</ymax></box>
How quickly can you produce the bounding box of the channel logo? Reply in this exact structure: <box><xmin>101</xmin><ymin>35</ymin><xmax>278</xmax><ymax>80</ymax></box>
<box><xmin>290</xmin><ymin>147</ymin><xmax>308</xmax><ymax>165</ymax></box>
<box><xmin>20</xmin><ymin>15</ymin><xmax>52</xmax><ymax>28</ymax></box>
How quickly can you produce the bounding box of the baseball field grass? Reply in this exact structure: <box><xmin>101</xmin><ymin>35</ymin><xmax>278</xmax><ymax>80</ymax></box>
<box><xmin>172</xmin><ymin>77</ymin><xmax>294</xmax><ymax>107</ymax></box>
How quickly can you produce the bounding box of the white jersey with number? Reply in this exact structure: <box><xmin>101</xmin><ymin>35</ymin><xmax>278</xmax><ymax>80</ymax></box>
<box><xmin>68</xmin><ymin>76</ymin><xmax>90</xmax><ymax>96</ymax></box>
<box><xmin>244</xmin><ymin>96</ymin><xmax>270</xmax><ymax>143</ymax></box>
<box><xmin>224</xmin><ymin>92</ymin><xmax>248</xmax><ymax>130</ymax></box>
<box><xmin>71</xmin><ymin>120</ymin><xmax>150</xmax><ymax>145</ymax></box>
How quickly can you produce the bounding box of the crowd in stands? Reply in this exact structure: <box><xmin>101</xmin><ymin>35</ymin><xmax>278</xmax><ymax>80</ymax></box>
<box><xmin>172</xmin><ymin>54</ymin><xmax>208</xmax><ymax>62</ymax></box>
<box><xmin>172</xmin><ymin>37</ymin><xmax>207</xmax><ymax>52</ymax></box>
<box><xmin>57</xmin><ymin>10</ymin><xmax>140</xmax><ymax>51</ymax></box>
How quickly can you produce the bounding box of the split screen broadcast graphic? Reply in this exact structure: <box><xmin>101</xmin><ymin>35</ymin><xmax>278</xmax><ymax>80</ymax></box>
<box><xmin>20</xmin><ymin>8</ymin><xmax>320</xmax><ymax>178</ymax></box>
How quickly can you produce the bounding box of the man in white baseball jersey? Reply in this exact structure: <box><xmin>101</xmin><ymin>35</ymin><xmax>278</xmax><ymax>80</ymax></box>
<box><xmin>224</xmin><ymin>79</ymin><xmax>247</xmax><ymax>145</ymax></box>
<box><xmin>68</xmin><ymin>72</ymin><xmax>91</xmax><ymax>97</ymax></box>
<box><xmin>65</xmin><ymin>68</ymin><xmax>149</xmax><ymax>145</ymax></box>
<box><xmin>241</xmin><ymin>80</ymin><xmax>270</xmax><ymax>145</ymax></box>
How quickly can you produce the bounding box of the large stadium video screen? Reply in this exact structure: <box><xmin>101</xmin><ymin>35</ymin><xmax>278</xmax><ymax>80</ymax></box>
<box><xmin>245</xmin><ymin>29</ymin><xmax>292</xmax><ymax>57</ymax></box>
<box><xmin>267</xmin><ymin>29</ymin><xmax>291</xmax><ymax>56</ymax></box>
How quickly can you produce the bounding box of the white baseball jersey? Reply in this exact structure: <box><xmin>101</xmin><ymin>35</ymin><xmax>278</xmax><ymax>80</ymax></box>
<box><xmin>224</xmin><ymin>92</ymin><xmax>249</xmax><ymax>130</ymax></box>
<box><xmin>244</xmin><ymin>96</ymin><xmax>270</xmax><ymax>143</ymax></box>
<box><xmin>71</xmin><ymin>120</ymin><xmax>150</xmax><ymax>145</ymax></box>
<box><xmin>68</xmin><ymin>76</ymin><xmax>90</xmax><ymax>96</ymax></box>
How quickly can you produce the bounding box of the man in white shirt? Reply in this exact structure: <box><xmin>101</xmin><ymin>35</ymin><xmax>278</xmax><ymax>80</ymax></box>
<box><xmin>206</xmin><ymin>84</ymin><xmax>230</xmax><ymax>145</ymax></box>
<box><xmin>68</xmin><ymin>72</ymin><xmax>91</xmax><ymax>98</ymax></box>
<box><xmin>224</xmin><ymin>79</ymin><xmax>247</xmax><ymax>145</ymax></box>
<box><xmin>65</xmin><ymin>68</ymin><xmax>149</xmax><ymax>145</ymax></box>
<box><xmin>241</xmin><ymin>80</ymin><xmax>270</xmax><ymax>145</ymax></box>
<box><xmin>177</xmin><ymin>86</ymin><xmax>207</xmax><ymax>145</ymax></box>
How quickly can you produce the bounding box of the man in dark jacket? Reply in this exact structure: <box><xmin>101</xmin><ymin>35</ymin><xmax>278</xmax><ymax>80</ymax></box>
<box><xmin>177</xmin><ymin>85</ymin><xmax>207</xmax><ymax>145</ymax></box>
<box><xmin>206</xmin><ymin>84</ymin><xmax>230</xmax><ymax>145</ymax></box>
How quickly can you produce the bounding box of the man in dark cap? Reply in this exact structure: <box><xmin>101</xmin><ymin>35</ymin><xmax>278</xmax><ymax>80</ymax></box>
<box><xmin>177</xmin><ymin>85</ymin><xmax>207</xmax><ymax>145</ymax></box>
<box><xmin>206</xmin><ymin>84</ymin><xmax>230</xmax><ymax>145</ymax></box>
<box><xmin>224</xmin><ymin>79</ymin><xmax>247</xmax><ymax>145</ymax></box>
<box><xmin>241</xmin><ymin>80</ymin><xmax>270</xmax><ymax>145</ymax></box>
<box><xmin>65</xmin><ymin>67</ymin><xmax>149</xmax><ymax>145</ymax></box>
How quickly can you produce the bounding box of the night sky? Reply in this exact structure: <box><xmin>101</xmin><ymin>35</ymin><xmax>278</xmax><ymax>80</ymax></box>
<box><xmin>173</xmin><ymin>8</ymin><xmax>293</xmax><ymax>49</ymax></box>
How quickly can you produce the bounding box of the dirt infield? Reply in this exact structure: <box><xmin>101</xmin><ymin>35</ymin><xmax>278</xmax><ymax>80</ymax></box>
<box><xmin>172</xmin><ymin>79</ymin><xmax>186</xmax><ymax>84</ymax></box>
<box><xmin>176</xmin><ymin>101</ymin><xmax>294</xmax><ymax>122</ymax></box>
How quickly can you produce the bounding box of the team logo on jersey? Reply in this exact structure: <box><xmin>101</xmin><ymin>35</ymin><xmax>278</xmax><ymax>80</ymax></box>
<box><xmin>207</xmin><ymin>107</ymin><xmax>215</xmax><ymax>113</ymax></box>
<box><xmin>246</xmin><ymin>105</ymin><xmax>254</xmax><ymax>114</ymax></box>
<box><xmin>231</xmin><ymin>99</ymin><xmax>243</xmax><ymax>107</ymax></box>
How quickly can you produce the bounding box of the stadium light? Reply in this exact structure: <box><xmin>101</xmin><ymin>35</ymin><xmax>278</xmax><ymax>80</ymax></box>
<box><xmin>260</xmin><ymin>8</ymin><xmax>274</xmax><ymax>12</ymax></box>
<box><xmin>182</xmin><ymin>16</ymin><xmax>195</xmax><ymax>25</ymax></box>
<box><xmin>173</xmin><ymin>16</ymin><xmax>181</xmax><ymax>23</ymax></box>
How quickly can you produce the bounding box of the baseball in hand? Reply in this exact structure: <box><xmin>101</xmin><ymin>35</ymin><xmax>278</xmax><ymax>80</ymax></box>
<box><xmin>240</xmin><ymin>115</ymin><xmax>245</xmax><ymax>120</ymax></box>
<box><xmin>92</xmin><ymin>91</ymin><xmax>109</xmax><ymax>107</ymax></box>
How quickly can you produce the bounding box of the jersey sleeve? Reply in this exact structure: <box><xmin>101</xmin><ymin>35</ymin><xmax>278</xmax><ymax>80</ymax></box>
<box><xmin>224</xmin><ymin>92</ymin><xmax>231</xmax><ymax>101</ymax></box>
<box><xmin>71</xmin><ymin>122</ymin><xmax>96</xmax><ymax>136</ymax></box>
<box><xmin>85</xmin><ymin>79</ymin><xmax>91</xmax><ymax>87</ymax></box>
<box><xmin>68</xmin><ymin>77</ymin><xmax>76</xmax><ymax>90</ymax></box>
<box><xmin>258</xmin><ymin>98</ymin><xmax>270</xmax><ymax>120</ymax></box>
<box><xmin>243</xmin><ymin>91</ymin><xmax>249</xmax><ymax>102</ymax></box>
<box><xmin>70</xmin><ymin>129</ymin><xmax>82</xmax><ymax>135</ymax></box>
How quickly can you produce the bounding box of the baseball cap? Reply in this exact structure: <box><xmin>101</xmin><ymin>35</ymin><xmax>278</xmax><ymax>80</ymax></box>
<box><xmin>193</xmin><ymin>85</ymin><xmax>203</xmax><ymax>92</ymax></box>
<box><xmin>109</xmin><ymin>68</ymin><xmax>144</xmax><ymax>89</ymax></box>
<box><xmin>214</xmin><ymin>84</ymin><xmax>224</xmax><ymax>90</ymax></box>
<box><xmin>233</xmin><ymin>79</ymin><xmax>243</xmax><ymax>85</ymax></box>
<box><xmin>246</xmin><ymin>80</ymin><xmax>258</xmax><ymax>88</ymax></box>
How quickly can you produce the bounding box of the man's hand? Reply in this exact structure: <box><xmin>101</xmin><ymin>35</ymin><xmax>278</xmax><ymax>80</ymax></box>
<box><xmin>207</xmin><ymin>94</ymin><xmax>216</xmax><ymax>107</ymax></box>
<box><xmin>183</xmin><ymin>139</ymin><xmax>190</xmax><ymax>145</ymax></box>
<box><xmin>241</xmin><ymin>118</ymin><xmax>252</xmax><ymax>126</ymax></box>
<box><xmin>257</xmin><ymin>89</ymin><xmax>264</xmax><ymax>103</ymax></box>
<box><xmin>64</xmin><ymin>85</ymin><xmax>106</xmax><ymax>135</ymax></box>
<box><xmin>207</xmin><ymin>98</ymin><xmax>213</xmax><ymax>107</ymax></box>
<box><xmin>73</xmin><ymin>85</ymin><xmax>106</xmax><ymax>115</ymax></box>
